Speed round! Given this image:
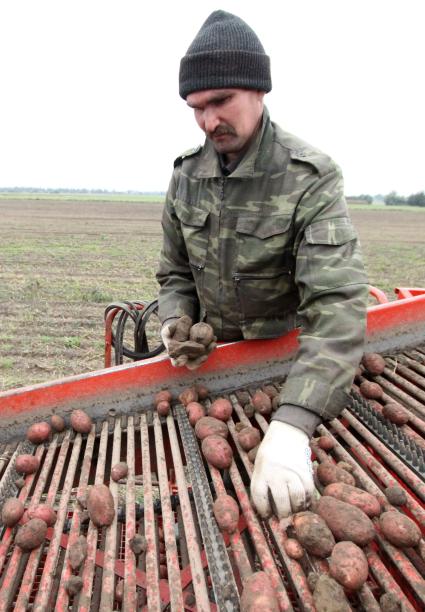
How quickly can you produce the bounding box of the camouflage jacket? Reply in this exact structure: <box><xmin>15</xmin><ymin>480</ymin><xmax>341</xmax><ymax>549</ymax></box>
<box><xmin>156</xmin><ymin>107</ymin><xmax>368</xmax><ymax>434</ymax></box>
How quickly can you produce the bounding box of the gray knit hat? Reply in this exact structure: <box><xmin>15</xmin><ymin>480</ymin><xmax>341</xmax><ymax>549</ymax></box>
<box><xmin>179</xmin><ymin>10</ymin><xmax>272</xmax><ymax>99</ymax></box>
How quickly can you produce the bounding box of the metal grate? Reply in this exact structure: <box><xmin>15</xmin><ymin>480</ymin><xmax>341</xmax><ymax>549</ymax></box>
<box><xmin>0</xmin><ymin>352</ymin><xmax>424</xmax><ymax>610</ymax></box>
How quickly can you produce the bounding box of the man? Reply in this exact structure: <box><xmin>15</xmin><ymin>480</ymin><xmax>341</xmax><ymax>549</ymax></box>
<box><xmin>156</xmin><ymin>10</ymin><xmax>368</xmax><ymax>518</ymax></box>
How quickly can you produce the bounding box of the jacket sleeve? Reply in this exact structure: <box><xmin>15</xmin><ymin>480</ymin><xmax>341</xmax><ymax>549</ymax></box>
<box><xmin>273</xmin><ymin>166</ymin><xmax>369</xmax><ymax>436</ymax></box>
<box><xmin>156</xmin><ymin>169</ymin><xmax>200</xmax><ymax>324</ymax></box>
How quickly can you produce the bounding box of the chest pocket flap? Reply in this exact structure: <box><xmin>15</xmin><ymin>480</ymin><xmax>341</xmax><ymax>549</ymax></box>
<box><xmin>236</xmin><ymin>214</ymin><xmax>292</xmax><ymax>239</ymax></box>
<box><xmin>305</xmin><ymin>217</ymin><xmax>356</xmax><ymax>245</ymax></box>
<box><xmin>175</xmin><ymin>202</ymin><xmax>209</xmax><ymax>227</ymax></box>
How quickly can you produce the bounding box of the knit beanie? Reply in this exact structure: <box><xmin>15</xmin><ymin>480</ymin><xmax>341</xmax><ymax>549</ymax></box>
<box><xmin>179</xmin><ymin>10</ymin><xmax>272</xmax><ymax>99</ymax></box>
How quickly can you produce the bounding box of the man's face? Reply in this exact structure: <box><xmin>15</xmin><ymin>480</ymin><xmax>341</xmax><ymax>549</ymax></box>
<box><xmin>186</xmin><ymin>88</ymin><xmax>265</xmax><ymax>161</ymax></box>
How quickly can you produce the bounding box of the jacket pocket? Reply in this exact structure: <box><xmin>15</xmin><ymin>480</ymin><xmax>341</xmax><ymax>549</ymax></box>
<box><xmin>233</xmin><ymin>271</ymin><xmax>296</xmax><ymax>320</ymax></box>
<box><xmin>305</xmin><ymin>217</ymin><xmax>356</xmax><ymax>245</ymax></box>
<box><xmin>174</xmin><ymin>200</ymin><xmax>210</xmax><ymax>269</ymax></box>
<box><xmin>235</xmin><ymin>214</ymin><xmax>293</xmax><ymax>274</ymax></box>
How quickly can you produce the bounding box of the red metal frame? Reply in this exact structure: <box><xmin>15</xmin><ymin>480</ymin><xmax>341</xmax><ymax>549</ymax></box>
<box><xmin>1</xmin><ymin>287</ymin><xmax>425</xmax><ymax>437</ymax></box>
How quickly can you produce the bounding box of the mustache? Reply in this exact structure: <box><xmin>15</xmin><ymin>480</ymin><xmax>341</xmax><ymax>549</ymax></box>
<box><xmin>209</xmin><ymin>124</ymin><xmax>236</xmax><ymax>137</ymax></box>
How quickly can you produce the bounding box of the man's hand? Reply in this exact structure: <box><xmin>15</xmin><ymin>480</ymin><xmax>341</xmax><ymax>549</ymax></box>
<box><xmin>250</xmin><ymin>421</ymin><xmax>315</xmax><ymax>518</ymax></box>
<box><xmin>161</xmin><ymin>321</ymin><xmax>216</xmax><ymax>370</ymax></box>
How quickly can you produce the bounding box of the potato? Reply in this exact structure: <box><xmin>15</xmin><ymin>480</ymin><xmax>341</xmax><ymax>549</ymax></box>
<box><xmin>170</xmin><ymin>315</ymin><xmax>192</xmax><ymax>341</ymax></box>
<box><xmin>115</xmin><ymin>579</ymin><xmax>124</xmax><ymax>603</ymax></box>
<box><xmin>329</xmin><ymin>541</ymin><xmax>368</xmax><ymax>590</ymax></box>
<box><xmin>359</xmin><ymin>380</ymin><xmax>383</xmax><ymax>400</ymax></box>
<box><xmin>195</xmin><ymin>416</ymin><xmax>228</xmax><ymax>440</ymax></box>
<box><xmin>284</xmin><ymin>538</ymin><xmax>304</xmax><ymax>560</ymax></box>
<box><xmin>262</xmin><ymin>384</ymin><xmax>278</xmax><ymax>399</ymax></box>
<box><xmin>50</xmin><ymin>414</ymin><xmax>65</xmax><ymax>432</ymax></box>
<box><xmin>252</xmin><ymin>390</ymin><xmax>272</xmax><ymax>415</ymax></box>
<box><xmin>235</xmin><ymin>422</ymin><xmax>246</xmax><ymax>432</ymax></box>
<box><xmin>248</xmin><ymin>445</ymin><xmax>260</xmax><ymax>463</ymax></box>
<box><xmin>68</xmin><ymin>535</ymin><xmax>87</xmax><ymax>570</ymax></box>
<box><xmin>316</xmin><ymin>461</ymin><xmax>356</xmax><ymax>487</ymax></box>
<box><xmin>195</xmin><ymin>383</ymin><xmax>209</xmax><ymax>400</ymax></box>
<box><xmin>317</xmin><ymin>436</ymin><xmax>335</xmax><ymax>451</ymax></box>
<box><xmin>15</xmin><ymin>478</ymin><xmax>25</xmax><ymax>489</ymax></box>
<box><xmin>237</xmin><ymin>427</ymin><xmax>261</xmax><ymax>451</ymax></box>
<box><xmin>65</xmin><ymin>575</ymin><xmax>83</xmax><ymax>596</ymax></box>
<box><xmin>28</xmin><ymin>504</ymin><xmax>57</xmax><ymax>527</ymax></box>
<box><xmin>168</xmin><ymin>339</ymin><xmax>205</xmax><ymax>359</ymax></box>
<box><xmin>15</xmin><ymin>454</ymin><xmax>40</xmax><ymax>475</ymax></box>
<box><xmin>155</xmin><ymin>390</ymin><xmax>172</xmax><ymax>405</ymax></box>
<box><xmin>323</xmin><ymin>483</ymin><xmax>381</xmax><ymax>517</ymax></box>
<box><xmin>313</xmin><ymin>574</ymin><xmax>351</xmax><ymax>612</ymax></box>
<box><xmin>244</xmin><ymin>403</ymin><xmax>255</xmax><ymax>418</ymax></box>
<box><xmin>1</xmin><ymin>498</ymin><xmax>25</xmax><ymax>527</ymax></box>
<box><xmin>157</xmin><ymin>400</ymin><xmax>170</xmax><ymax>416</ymax></box>
<box><xmin>362</xmin><ymin>352</ymin><xmax>386</xmax><ymax>375</ymax></box>
<box><xmin>15</xmin><ymin>518</ymin><xmax>47</xmax><ymax>551</ymax></box>
<box><xmin>382</xmin><ymin>402</ymin><xmax>409</xmax><ymax>425</ymax></box>
<box><xmin>240</xmin><ymin>571</ymin><xmax>279</xmax><ymax>612</ymax></box>
<box><xmin>27</xmin><ymin>422</ymin><xmax>51</xmax><ymax>444</ymax></box>
<box><xmin>316</xmin><ymin>496</ymin><xmax>375</xmax><ymax>546</ymax></box>
<box><xmin>201</xmin><ymin>435</ymin><xmax>233</xmax><ymax>469</ymax></box>
<box><xmin>130</xmin><ymin>533</ymin><xmax>147</xmax><ymax>554</ymax></box>
<box><xmin>87</xmin><ymin>484</ymin><xmax>115</xmax><ymax>527</ymax></box>
<box><xmin>380</xmin><ymin>593</ymin><xmax>402</xmax><ymax>612</ymax></box>
<box><xmin>213</xmin><ymin>494</ymin><xmax>239</xmax><ymax>534</ymax></box>
<box><xmin>336</xmin><ymin>461</ymin><xmax>354</xmax><ymax>473</ymax></box>
<box><xmin>235</xmin><ymin>390</ymin><xmax>251</xmax><ymax>406</ymax></box>
<box><xmin>70</xmin><ymin>409</ymin><xmax>92</xmax><ymax>434</ymax></box>
<box><xmin>186</xmin><ymin>401</ymin><xmax>206</xmax><ymax>426</ymax></box>
<box><xmin>111</xmin><ymin>461</ymin><xmax>128</xmax><ymax>482</ymax></box>
<box><xmin>189</xmin><ymin>322</ymin><xmax>214</xmax><ymax>346</ymax></box>
<box><xmin>271</xmin><ymin>396</ymin><xmax>280</xmax><ymax>411</ymax></box>
<box><xmin>384</xmin><ymin>485</ymin><xmax>407</xmax><ymax>506</ymax></box>
<box><xmin>179</xmin><ymin>387</ymin><xmax>198</xmax><ymax>406</ymax></box>
<box><xmin>379</xmin><ymin>510</ymin><xmax>421</xmax><ymax>547</ymax></box>
<box><xmin>293</xmin><ymin>511</ymin><xmax>335</xmax><ymax>558</ymax></box>
<box><xmin>208</xmin><ymin>397</ymin><xmax>233</xmax><ymax>421</ymax></box>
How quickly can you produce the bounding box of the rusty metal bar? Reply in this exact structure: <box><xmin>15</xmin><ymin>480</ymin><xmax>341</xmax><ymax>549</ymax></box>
<box><xmin>374</xmin><ymin>374</ymin><xmax>425</xmax><ymax>419</ymax></box>
<box><xmin>230</xmin><ymin>397</ymin><xmax>315</xmax><ymax>611</ymax></box>
<box><xmin>228</xmin><ymin>461</ymin><xmax>294</xmax><ymax>611</ymax></box>
<box><xmin>328</xmin><ymin>419</ymin><xmax>425</xmax><ymax>526</ymax></box>
<box><xmin>387</xmin><ymin>358</ymin><xmax>425</xmax><ymax>391</ymax></box>
<box><xmin>374</xmin><ymin>531</ymin><xmax>425</xmax><ymax>605</ymax></box>
<box><xmin>208</xmin><ymin>463</ymin><xmax>252</xmax><ymax>584</ymax></box>
<box><xmin>357</xmin><ymin>584</ymin><xmax>381</xmax><ymax>612</ymax></box>
<box><xmin>403</xmin><ymin>352</ymin><xmax>425</xmax><ymax>377</ymax></box>
<box><xmin>15</xmin><ymin>432</ymin><xmax>72</xmax><ymax>609</ymax></box>
<box><xmin>341</xmin><ymin>409</ymin><xmax>425</xmax><ymax>502</ymax></box>
<box><xmin>153</xmin><ymin>412</ymin><xmax>184</xmax><ymax>610</ymax></box>
<box><xmin>365</xmin><ymin>546</ymin><xmax>416</xmax><ymax>612</ymax></box>
<box><xmin>32</xmin><ymin>432</ymin><xmax>83</xmax><ymax>611</ymax></box>
<box><xmin>123</xmin><ymin>415</ymin><xmax>137</xmax><ymax>610</ymax></box>
<box><xmin>99</xmin><ymin>417</ymin><xmax>121</xmax><ymax>610</ymax></box>
<box><xmin>55</xmin><ymin>427</ymin><xmax>96</xmax><ymax>610</ymax></box>
<box><xmin>383</xmin><ymin>363</ymin><xmax>425</xmax><ymax>402</ymax></box>
<box><xmin>0</xmin><ymin>437</ymin><xmax>60</xmax><ymax>610</ymax></box>
<box><xmin>140</xmin><ymin>413</ymin><xmax>161</xmax><ymax>611</ymax></box>
<box><xmin>0</xmin><ymin>443</ymin><xmax>45</xmax><ymax>576</ymax></box>
<box><xmin>167</xmin><ymin>413</ymin><xmax>211</xmax><ymax>611</ymax></box>
<box><xmin>78</xmin><ymin>420</ymin><xmax>109</xmax><ymax>611</ymax></box>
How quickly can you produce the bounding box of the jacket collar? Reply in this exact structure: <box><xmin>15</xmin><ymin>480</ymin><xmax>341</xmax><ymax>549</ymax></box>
<box><xmin>193</xmin><ymin>106</ymin><xmax>272</xmax><ymax>179</ymax></box>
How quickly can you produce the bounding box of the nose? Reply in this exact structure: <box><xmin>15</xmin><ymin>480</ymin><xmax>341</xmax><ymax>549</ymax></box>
<box><xmin>202</xmin><ymin>107</ymin><xmax>220</xmax><ymax>134</ymax></box>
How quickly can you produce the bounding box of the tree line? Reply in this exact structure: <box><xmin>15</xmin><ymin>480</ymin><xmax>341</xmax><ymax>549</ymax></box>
<box><xmin>348</xmin><ymin>191</ymin><xmax>425</xmax><ymax>207</ymax></box>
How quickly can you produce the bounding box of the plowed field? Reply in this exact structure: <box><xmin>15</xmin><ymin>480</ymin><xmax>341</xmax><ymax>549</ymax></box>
<box><xmin>1</xmin><ymin>198</ymin><xmax>424</xmax><ymax>390</ymax></box>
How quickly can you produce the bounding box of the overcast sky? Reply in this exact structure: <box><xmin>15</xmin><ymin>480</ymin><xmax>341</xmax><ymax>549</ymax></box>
<box><xmin>1</xmin><ymin>0</ymin><xmax>424</xmax><ymax>196</ymax></box>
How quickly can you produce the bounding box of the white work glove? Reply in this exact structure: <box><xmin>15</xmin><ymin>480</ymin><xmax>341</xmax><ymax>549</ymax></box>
<box><xmin>160</xmin><ymin>322</ymin><xmax>215</xmax><ymax>370</ymax></box>
<box><xmin>251</xmin><ymin>421</ymin><xmax>315</xmax><ymax>518</ymax></box>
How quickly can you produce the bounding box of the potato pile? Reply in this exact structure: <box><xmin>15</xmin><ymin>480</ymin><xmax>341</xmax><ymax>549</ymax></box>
<box><xmin>166</xmin><ymin>315</ymin><xmax>217</xmax><ymax>362</ymax></box>
<box><xmin>280</xmin><ymin>433</ymin><xmax>425</xmax><ymax>609</ymax></box>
